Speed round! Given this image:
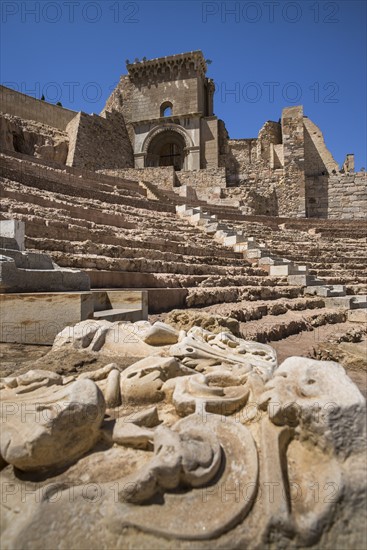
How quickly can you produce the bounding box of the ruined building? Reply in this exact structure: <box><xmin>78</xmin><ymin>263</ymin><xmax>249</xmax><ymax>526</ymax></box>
<box><xmin>0</xmin><ymin>50</ymin><xmax>365</xmax><ymax>219</ymax></box>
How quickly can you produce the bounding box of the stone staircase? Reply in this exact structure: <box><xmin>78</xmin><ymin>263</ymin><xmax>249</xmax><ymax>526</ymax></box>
<box><xmin>176</xmin><ymin>204</ymin><xmax>366</xmax><ymax>328</ymax></box>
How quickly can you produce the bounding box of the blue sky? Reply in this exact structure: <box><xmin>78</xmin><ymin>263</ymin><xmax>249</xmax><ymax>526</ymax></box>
<box><xmin>1</xmin><ymin>0</ymin><xmax>366</xmax><ymax>168</ymax></box>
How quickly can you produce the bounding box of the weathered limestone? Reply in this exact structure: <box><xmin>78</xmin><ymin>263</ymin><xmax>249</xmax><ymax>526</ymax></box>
<box><xmin>0</xmin><ymin>377</ymin><xmax>105</xmax><ymax>471</ymax></box>
<box><xmin>0</xmin><ymin>292</ymin><xmax>94</xmax><ymax>345</ymax></box>
<box><xmin>305</xmin><ymin>284</ymin><xmax>347</xmax><ymax>297</ymax></box>
<box><xmin>0</xmin><ymin>321</ymin><xmax>365</xmax><ymax>550</ymax></box>
<box><xmin>0</xmin><ymin>220</ymin><xmax>90</xmax><ymax>293</ymax></box>
<box><xmin>0</xmin><ymin>219</ymin><xmax>24</xmax><ymax>250</ymax></box>
<box><xmin>0</xmin><ymin>289</ymin><xmax>148</xmax><ymax>345</ymax></box>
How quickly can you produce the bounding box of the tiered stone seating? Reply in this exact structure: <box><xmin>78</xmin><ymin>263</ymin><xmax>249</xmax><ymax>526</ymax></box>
<box><xmin>1</xmin><ymin>150</ymin><xmax>366</xmax><ymax>358</ymax></box>
<box><xmin>0</xmin><ymin>152</ymin><xmax>272</xmax><ymax>290</ymax></box>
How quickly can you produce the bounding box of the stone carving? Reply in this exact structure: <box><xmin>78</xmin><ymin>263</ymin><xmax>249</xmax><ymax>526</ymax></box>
<box><xmin>0</xmin><ymin>321</ymin><xmax>365</xmax><ymax>550</ymax></box>
<box><xmin>0</xmin><ymin>378</ymin><xmax>105</xmax><ymax>471</ymax></box>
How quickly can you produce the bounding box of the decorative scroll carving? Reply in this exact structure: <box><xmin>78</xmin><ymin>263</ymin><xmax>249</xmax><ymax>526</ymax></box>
<box><xmin>1</xmin><ymin>321</ymin><xmax>365</xmax><ymax>549</ymax></box>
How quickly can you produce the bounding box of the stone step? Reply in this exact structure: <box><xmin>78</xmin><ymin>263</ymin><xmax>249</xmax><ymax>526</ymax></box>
<box><xmin>240</xmin><ymin>308</ymin><xmax>347</xmax><ymax>343</ymax></box>
<box><xmin>326</xmin><ymin>295</ymin><xmax>367</xmax><ymax>310</ymax></box>
<box><xmin>186</xmin><ymin>285</ymin><xmax>305</xmax><ymax>308</ymax></box>
<box><xmin>50</xmin><ymin>251</ymin><xmax>259</xmax><ymax>277</ymax></box>
<box><xmin>203</xmin><ymin>223</ymin><xmax>228</xmax><ymax>235</ymax></box>
<box><xmin>270</xmin><ymin>264</ymin><xmax>308</xmax><ymax>277</ymax></box>
<box><xmin>259</xmin><ymin>257</ymin><xmax>292</xmax><ymax>266</ymax></box>
<box><xmin>93</xmin><ymin>308</ymin><xmax>143</xmax><ymax>322</ymax></box>
<box><xmin>305</xmin><ymin>285</ymin><xmax>347</xmax><ymax>297</ymax></box>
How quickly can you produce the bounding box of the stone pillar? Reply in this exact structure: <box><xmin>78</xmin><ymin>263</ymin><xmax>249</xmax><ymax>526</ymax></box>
<box><xmin>280</xmin><ymin>106</ymin><xmax>306</xmax><ymax>217</ymax></box>
<box><xmin>134</xmin><ymin>153</ymin><xmax>146</xmax><ymax>168</ymax></box>
<box><xmin>186</xmin><ymin>146</ymin><xmax>201</xmax><ymax>171</ymax></box>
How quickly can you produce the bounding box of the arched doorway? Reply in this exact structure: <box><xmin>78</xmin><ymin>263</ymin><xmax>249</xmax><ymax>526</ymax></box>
<box><xmin>146</xmin><ymin>130</ymin><xmax>186</xmax><ymax>171</ymax></box>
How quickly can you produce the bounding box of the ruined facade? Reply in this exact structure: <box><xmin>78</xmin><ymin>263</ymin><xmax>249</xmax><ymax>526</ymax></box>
<box><xmin>0</xmin><ymin>50</ymin><xmax>365</xmax><ymax>219</ymax></box>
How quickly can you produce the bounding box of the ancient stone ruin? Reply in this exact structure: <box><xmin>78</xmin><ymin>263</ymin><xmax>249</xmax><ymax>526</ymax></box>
<box><xmin>1</xmin><ymin>51</ymin><xmax>366</xmax><ymax>219</ymax></box>
<box><xmin>0</xmin><ymin>51</ymin><xmax>366</xmax><ymax>549</ymax></box>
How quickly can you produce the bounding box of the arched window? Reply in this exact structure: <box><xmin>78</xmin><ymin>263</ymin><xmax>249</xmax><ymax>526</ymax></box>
<box><xmin>160</xmin><ymin>101</ymin><xmax>173</xmax><ymax>117</ymax></box>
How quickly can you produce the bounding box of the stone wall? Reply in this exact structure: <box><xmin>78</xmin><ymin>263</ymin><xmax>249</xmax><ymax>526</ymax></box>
<box><xmin>303</xmin><ymin>116</ymin><xmax>339</xmax><ymax>176</ymax></box>
<box><xmin>66</xmin><ymin>111</ymin><xmax>134</xmax><ymax>171</ymax></box>
<box><xmin>104</xmin><ymin>73</ymin><xmax>200</xmax><ymax>124</ymax></box>
<box><xmin>0</xmin><ymin>86</ymin><xmax>76</xmax><ymax>131</ymax></box>
<box><xmin>0</xmin><ymin>112</ymin><xmax>69</xmax><ymax>164</ymax></box>
<box><xmin>98</xmin><ymin>166</ymin><xmax>176</xmax><ymax>190</ymax></box>
<box><xmin>176</xmin><ymin>168</ymin><xmax>227</xmax><ymax>201</ymax></box>
<box><xmin>306</xmin><ymin>172</ymin><xmax>367</xmax><ymax>219</ymax></box>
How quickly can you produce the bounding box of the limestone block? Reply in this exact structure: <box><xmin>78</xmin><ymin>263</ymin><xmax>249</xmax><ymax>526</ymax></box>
<box><xmin>0</xmin><ymin>378</ymin><xmax>106</xmax><ymax>471</ymax></box>
<box><xmin>270</xmin><ymin>264</ymin><xmax>308</xmax><ymax>277</ymax></box>
<box><xmin>305</xmin><ymin>285</ymin><xmax>346</xmax><ymax>297</ymax></box>
<box><xmin>0</xmin><ymin>219</ymin><xmax>24</xmax><ymax>250</ymax></box>
<box><xmin>288</xmin><ymin>274</ymin><xmax>319</xmax><ymax>286</ymax></box>
<box><xmin>190</xmin><ymin>212</ymin><xmax>213</xmax><ymax>225</ymax></box>
<box><xmin>223</xmin><ymin>233</ymin><xmax>247</xmax><ymax>246</ymax></box>
<box><xmin>245</xmin><ymin>248</ymin><xmax>271</xmax><ymax>259</ymax></box>
<box><xmin>0</xmin><ymin>292</ymin><xmax>94</xmax><ymax>344</ymax></box>
<box><xmin>0</xmin><ymin>254</ymin><xmax>90</xmax><ymax>293</ymax></box>
<box><xmin>259</xmin><ymin>257</ymin><xmax>291</xmax><ymax>266</ymax></box>
<box><xmin>234</xmin><ymin>242</ymin><xmax>252</xmax><ymax>252</ymax></box>
<box><xmin>350</xmin><ymin>295</ymin><xmax>367</xmax><ymax>309</ymax></box>
<box><xmin>204</xmin><ymin>222</ymin><xmax>227</xmax><ymax>234</ymax></box>
<box><xmin>326</xmin><ymin>295</ymin><xmax>366</xmax><ymax>309</ymax></box>
<box><xmin>348</xmin><ymin>309</ymin><xmax>367</xmax><ymax>323</ymax></box>
<box><xmin>140</xmin><ymin>321</ymin><xmax>179</xmax><ymax>345</ymax></box>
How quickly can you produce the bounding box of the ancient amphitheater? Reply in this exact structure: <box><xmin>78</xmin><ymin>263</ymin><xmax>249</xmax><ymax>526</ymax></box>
<box><xmin>0</xmin><ymin>51</ymin><xmax>366</xmax><ymax>550</ymax></box>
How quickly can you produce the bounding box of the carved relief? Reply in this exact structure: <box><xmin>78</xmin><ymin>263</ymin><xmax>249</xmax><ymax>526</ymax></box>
<box><xmin>0</xmin><ymin>321</ymin><xmax>365</xmax><ymax>549</ymax></box>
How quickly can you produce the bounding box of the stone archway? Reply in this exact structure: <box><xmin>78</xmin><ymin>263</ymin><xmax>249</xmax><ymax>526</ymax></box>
<box><xmin>146</xmin><ymin>130</ymin><xmax>186</xmax><ymax>170</ymax></box>
<box><xmin>141</xmin><ymin>125</ymin><xmax>193</xmax><ymax>171</ymax></box>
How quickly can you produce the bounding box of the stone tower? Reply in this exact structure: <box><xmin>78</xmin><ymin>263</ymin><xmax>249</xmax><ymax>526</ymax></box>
<box><xmin>104</xmin><ymin>51</ymin><xmax>220</xmax><ymax>171</ymax></box>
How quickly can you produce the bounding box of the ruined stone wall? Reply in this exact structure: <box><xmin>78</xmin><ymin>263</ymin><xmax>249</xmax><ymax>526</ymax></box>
<box><xmin>306</xmin><ymin>173</ymin><xmax>367</xmax><ymax>219</ymax></box>
<box><xmin>0</xmin><ymin>112</ymin><xmax>69</xmax><ymax>164</ymax></box>
<box><xmin>98</xmin><ymin>166</ymin><xmax>176</xmax><ymax>190</ymax></box>
<box><xmin>257</xmin><ymin>121</ymin><xmax>282</xmax><ymax>162</ymax></box>
<box><xmin>98</xmin><ymin>166</ymin><xmax>227</xmax><ymax>195</ymax></box>
<box><xmin>222</xmin><ymin>173</ymin><xmax>282</xmax><ymax>215</ymax></box>
<box><xmin>177</xmin><ymin>168</ymin><xmax>227</xmax><ymax>190</ymax></box>
<box><xmin>0</xmin><ymin>86</ymin><xmax>76</xmax><ymax>131</ymax></box>
<box><xmin>66</xmin><ymin>111</ymin><xmax>134</xmax><ymax>171</ymax></box>
<box><xmin>303</xmin><ymin>116</ymin><xmax>339</xmax><ymax>176</ymax></box>
<box><xmin>223</xmin><ymin>120</ymin><xmax>282</xmax><ymax>186</ymax></box>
